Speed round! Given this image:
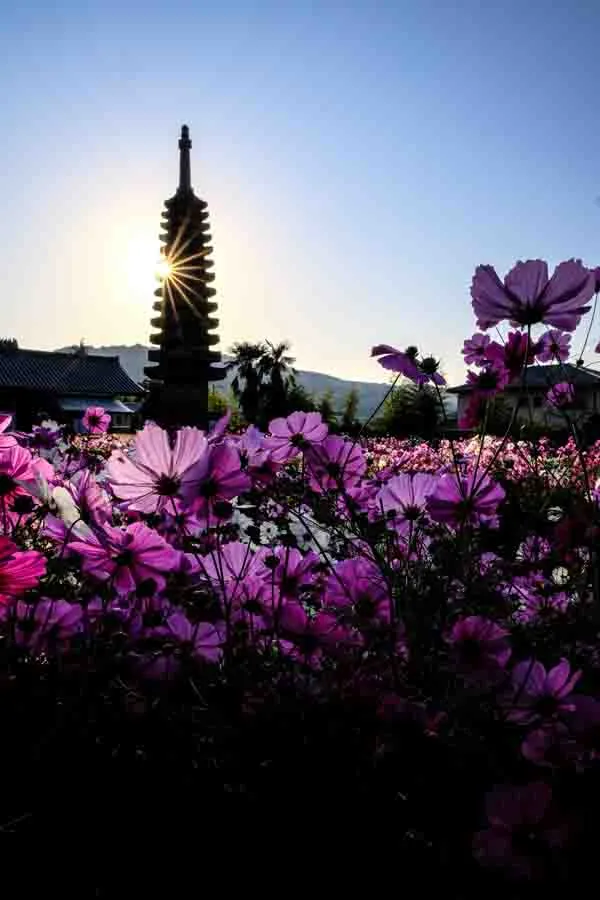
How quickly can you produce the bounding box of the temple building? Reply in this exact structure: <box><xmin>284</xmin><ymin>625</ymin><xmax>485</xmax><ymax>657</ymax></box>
<box><xmin>0</xmin><ymin>341</ymin><xmax>143</xmax><ymax>432</ymax></box>
<box><xmin>144</xmin><ymin>125</ymin><xmax>225</xmax><ymax>429</ymax></box>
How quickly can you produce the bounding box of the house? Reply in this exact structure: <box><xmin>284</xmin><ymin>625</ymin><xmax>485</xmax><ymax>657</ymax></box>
<box><xmin>448</xmin><ymin>363</ymin><xmax>600</xmax><ymax>432</ymax></box>
<box><xmin>0</xmin><ymin>341</ymin><xmax>144</xmax><ymax>432</ymax></box>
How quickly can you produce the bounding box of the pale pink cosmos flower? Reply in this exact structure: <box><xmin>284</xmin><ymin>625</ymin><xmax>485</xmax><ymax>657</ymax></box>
<box><xmin>82</xmin><ymin>406</ymin><xmax>111</xmax><ymax>434</ymax></box>
<box><xmin>106</xmin><ymin>423</ymin><xmax>208</xmax><ymax>514</ymax></box>
<box><xmin>537</xmin><ymin>329</ymin><xmax>571</xmax><ymax>363</ymax></box>
<box><xmin>506</xmin><ymin>658</ymin><xmax>581</xmax><ymax>725</ymax></box>
<box><xmin>471</xmin><ymin>258</ymin><xmax>595</xmax><ymax>331</ymax></box>
<box><xmin>324</xmin><ymin>557</ymin><xmax>392</xmax><ymax>624</ymax></box>
<box><xmin>426</xmin><ymin>471</ymin><xmax>506</xmax><ymax>528</ymax></box>
<box><xmin>305</xmin><ymin>436</ymin><xmax>366</xmax><ymax>493</ymax></box>
<box><xmin>265</xmin><ymin>411</ymin><xmax>328</xmax><ymax>463</ymax></box>
<box><xmin>69</xmin><ymin>521</ymin><xmax>180</xmax><ymax>594</ymax></box>
<box><xmin>186</xmin><ymin>442</ymin><xmax>251</xmax><ymax>521</ymax></box>
<box><xmin>198</xmin><ymin>540</ymin><xmax>261</xmax><ymax>587</ymax></box>
<box><xmin>376</xmin><ymin>473</ymin><xmax>437</xmax><ymax>537</ymax></box>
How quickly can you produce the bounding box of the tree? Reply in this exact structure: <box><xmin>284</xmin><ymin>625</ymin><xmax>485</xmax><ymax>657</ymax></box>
<box><xmin>226</xmin><ymin>342</ymin><xmax>266</xmax><ymax>424</ymax></box>
<box><xmin>257</xmin><ymin>340</ymin><xmax>297</xmax><ymax>425</ymax></box>
<box><xmin>317</xmin><ymin>390</ymin><xmax>337</xmax><ymax>428</ymax></box>
<box><xmin>340</xmin><ymin>388</ymin><xmax>360</xmax><ymax>435</ymax></box>
<box><xmin>285</xmin><ymin>382</ymin><xmax>316</xmax><ymax>414</ymax></box>
<box><xmin>375</xmin><ymin>381</ymin><xmax>441</xmax><ymax>438</ymax></box>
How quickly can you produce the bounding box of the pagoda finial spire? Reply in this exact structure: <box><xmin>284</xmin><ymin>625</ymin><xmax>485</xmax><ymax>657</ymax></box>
<box><xmin>178</xmin><ymin>124</ymin><xmax>192</xmax><ymax>193</ymax></box>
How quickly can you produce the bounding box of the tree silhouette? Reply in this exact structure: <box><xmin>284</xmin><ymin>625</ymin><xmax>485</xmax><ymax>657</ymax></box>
<box><xmin>226</xmin><ymin>341</ymin><xmax>266</xmax><ymax>423</ymax></box>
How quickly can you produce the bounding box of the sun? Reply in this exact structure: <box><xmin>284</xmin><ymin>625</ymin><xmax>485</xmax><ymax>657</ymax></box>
<box><xmin>125</xmin><ymin>237</ymin><xmax>171</xmax><ymax>296</ymax></box>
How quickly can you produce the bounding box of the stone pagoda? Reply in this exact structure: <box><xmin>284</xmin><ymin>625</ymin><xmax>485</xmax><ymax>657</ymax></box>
<box><xmin>144</xmin><ymin>125</ymin><xmax>225</xmax><ymax>429</ymax></box>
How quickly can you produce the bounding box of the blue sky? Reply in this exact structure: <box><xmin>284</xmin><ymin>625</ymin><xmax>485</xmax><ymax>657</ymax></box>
<box><xmin>2</xmin><ymin>0</ymin><xmax>600</xmax><ymax>385</ymax></box>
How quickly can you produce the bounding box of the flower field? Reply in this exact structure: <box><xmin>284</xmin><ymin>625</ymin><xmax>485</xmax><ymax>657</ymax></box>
<box><xmin>2</xmin><ymin>257</ymin><xmax>600</xmax><ymax>886</ymax></box>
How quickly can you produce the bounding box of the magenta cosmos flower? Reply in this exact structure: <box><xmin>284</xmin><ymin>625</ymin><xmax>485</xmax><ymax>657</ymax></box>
<box><xmin>255</xmin><ymin>546</ymin><xmax>319</xmax><ymax>600</ymax></box>
<box><xmin>426</xmin><ymin>471</ymin><xmax>505</xmax><ymax>528</ymax></box>
<box><xmin>69</xmin><ymin>521</ymin><xmax>180</xmax><ymax>594</ymax></box>
<box><xmin>305</xmin><ymin>436</ymin><xmax>366</xmax><ymax>492</ymax></box>
<box><xmin>371</xmin><ymin>344</ymin><xmax>421</xmax><ymax>381</ymax></box>
<box><xmin>324</xmin><ymin>557</ymin><xmax>392</xmax><ymax>624</ymax></box>
<box><xmin>473</xmin><ymin>782</ymin><xmax>566</xmax><ymax>880</ymax></box>
<box><xmin>546</xmin><ymin>381</ymin><xmax>574</xmax><ymax>408</ymax></box>
<box><xmin>466</xmin><ymin>365</ymin><xmax>509</xmax><ymax>397</ymax></box>
<box><xmin>447</xmin><ymin>615</ymin><xmax>511</xmax><ymax>672</ymax></box>
<box><xmin>471</xmin><ymin>258</ymin><xmax>594</xmax><ymax>331</ymax></box>
<box><xmin>82</xmin><ymin>406</ymin><xmax>111</xmax><ymax>434</ymax></box>
<box><xmin>0</xmin><ymin>537</ymin><xmax>46</xmax><ymax>603</ymax></box>
<box><xmin>11</xmin><ymin>598</ymin><xmax>83</xmax><ymax>651</ymax></box>
<box><xmin>199</xmin><ymin>540</ymin><xmax>261</xmax><ymax>587</ymax></box>
<box><xmin>506</xmin><ymin>658</ymin><xmax>581</xmax><ymax>725</ymax></box>
<box><xmin>484</xmin><ymin>331</ymin><xmax>537</xmax><ymax>379</ymax></box>
<box><xmin>186</xmin><ymin>442</ymin><xmax>251</xmax><ymax>520</ymax></box>
<box><xmin>265</xmin><ymin>411</ymin><xmax>328</xmax><ymax>463</ymax></box>
<box><xmin>278</xmin><ymin>602</ymin><xmax>359</xmax><ymax>667</ymax></box>
<box><xmin>462</xmin><ymin>333</ymin><xmax>491</xmax><ymax>366</ymax></box>
<box><xmin>106</xmin><ymin>423</ymin><xmax>208</xmax><ymax>514</ymax></box>
<box><xmin>537</xmin><ymin>329</ymin><xmax>571</xmax><ymax>363</ymax></box>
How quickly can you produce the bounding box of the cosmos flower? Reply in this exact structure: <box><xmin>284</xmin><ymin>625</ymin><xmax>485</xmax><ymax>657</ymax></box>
<box><xmin>506</xmin><ymin>658</ymin><xmax>581</xmax><ymax>725</ymax></box>
<box><xmin>265</xmin><ymin>411</ymin><xmax>328</xmax><ymax>463</ymax></box>
<box><xmin>536</xmin><ymin>329</ymin><xmax>571</xmax><ymax>363</ymax></box>
<box><xmin>546</xmin><ymin>382</ymin><xmax>574</xmax><ymax>408</ymax></box>
<box><xmin>376</xmin><ymin>472</ymin><xmax>436</xmax><ymax>538</ymax></box>
<box><xmin>462</xmin><ymin>333</ymin><xmax>491</xmax><ymax>366</ymax></box>
<box><xmin>324</xmin><ymin>557</ymin><xmax>392</xmax><ymax>623</ymax></box>
<box><xmin>471</xmin><ymin>259</ymin><xmax>594</xmax><ymax>331</ymax></box>
<box><xmin>0</xmin><ymin>537</ymin><xmax>46</xmax><ymax>602</ymax></box>
<box><xmin>426</xmin><ymin>471</ymin><xmax>505</xmax><ymax>528</ymax></box>
<box><xmin>370</xmin><ymin>344</ymin><xmax>421</xmax><ymax>381</ymax></box>
<box><xmin>186</xmin><ymin>442</ymin><xmax>251</xmax><ymax>521</ymax></box>
<box><xmin>69</xmin><ymin>521</ymin><xmax>180</xmax><ymax>595</ymax></box>
<box><xmin>82</xmin><ymin>407</ymin><xmax>111</xmax><ymax>434</ymax></box>
<box><xmin>106</xmin><ymin>423</ymin><xmax>208</xmax><ymax>514</ymax></box>
<box><xmin>473</xmin><ymin>782</ymin><xmax>567</xmax><ymax>879</ymax></box>
<box><xmin>447</xmin><ymin>616</ymin><xmax>511</xmax><ymax>672</ymax></box>
<box><xmin>305</xmin><ymin>436</ymin><xmax>367</xmax><ymax>493</ymax></box>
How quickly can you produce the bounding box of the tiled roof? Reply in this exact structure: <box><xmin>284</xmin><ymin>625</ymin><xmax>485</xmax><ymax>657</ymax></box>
<box><xmin>448</xmin><ymin>364</ymin><xmax>600</xmax><ymax>394</ymax></box>
<box><xmin>0</xmin><ymin>348</ymin><xmax>143</xmax><ymax>396</ymax></box>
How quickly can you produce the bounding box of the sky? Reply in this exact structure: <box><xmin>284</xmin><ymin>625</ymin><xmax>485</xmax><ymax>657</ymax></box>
<box><xmin>2</xmin><ymin>0</ymin><xmax>600</xmax><ymax>386</ymax></box>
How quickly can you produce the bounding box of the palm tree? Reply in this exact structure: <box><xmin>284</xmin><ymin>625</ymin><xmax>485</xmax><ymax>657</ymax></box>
<box><xmin>257</xmin><ymin>340</ymin><xmax>297</xmax><ymax>423</ymax></box>
<box><xmin>226</xmin><ymin>341</ymin><xmax>266</xmax><ymax>423</ymax></box>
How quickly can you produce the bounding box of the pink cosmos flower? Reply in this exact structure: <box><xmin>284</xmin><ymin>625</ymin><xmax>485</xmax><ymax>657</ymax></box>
<box><xmin>513</xmin><ymin>589</ymin><xmax>569</xmax><ymax>624</ymax></box>
<box><xmin>0</xmin><ymin>537</ymin><xmax>46</xmax><ymax>603</ymax></box>
<box><xmin>547</xmin><ymin>381</ymin><xmax>574</xmax><ymax>408</ymax></box>
<box><xmin>305</xmin><ymin>436</ymin><xmax>366</xmax><ymax>493</ymax></box>
<box><xmin>484</xmin><ymin>331</ymin><xmax>537</xmax><ymax>379</ymax></box>
<box><xmin>473</xmin><ymin>782</ymin><xmax>567</xmax><ymax>879</ymax></box>
<box><xmin>265</xmin><ymin>411</ymin><xmax>328</xmax><ymax>463</ymax></box>
<box><xmin>371</xmin><ymin>344</ymin><xmax>421</xmax><ymax>381</ymax></box>
<box><xmin>376</xmin><ymin>472</ymin><xmax>437</xmax><ymax>538</ymax></box>
<box><xmin>11</xmin><ymin>598</ymin><xmax>83</xmax><ymax>651</ymax></box>
<box><xmin>279</xmin><ymin>602</ymin><xmax>359</xmax><ymax>667</ymax></box>
<box><xmin>0</xmin><ymin>414</ymin><xmax>16</xmax><ymax>451</ymax></box>
<box><xmin>222</xmin><ymin>575</ymin><xmax>274</xmax><ymax>632</ymax></box>
<box><xmin>414</xmin><ymin>356</ymin><xmax>446</xmax><ymax>386</ymax></box>
<box><xmin>186</xmin><ymin>442</ymin><xmax>251</xmax><ymax>521</ymax></box>
<box><xmin>462</xmin><ymin>333</ymin><xmax>491</xmax><ymax>366</ymax></box>
<box><xmin>0</xmin><ymin>444</ymin><xmax>37</xmax><ymax>532</ymax></box>
<box><xmin>426</xmin><ymin>471</ymin><xmax>505</xmax><ymax>528</ymax></box>
<box><xmin>471</xmin><ymin>258</ymin><xmax>595</xmax><ymax>331</ymax></box>
<box><xmin>82</xmin><ymin>406</ymin><xmax>111</xmax><ymax>434</ymax></box>
<box><xmin>255</xmin><ymin>546</ymin><xmax>319</xmax><ymax>599</ymax></box>
<box><xmin>106</xmin><ymin>423</ymin><xmax>208</xmax><ymax>514</ymax></box>
<box><xmin>138</xmin><ymin>613</ymin><xmax>223</xmax><ymax>679</ymax></box>
<box><xmin>537</xmin><ymin>329</ymin><xmax>571</xmax><ymax>363</ymax></box>
<box><xmin>69</xmin><ymin>521</ymin><xmax>180</xmax><ymax>594</ymax></box>
<box><xmin>506</xmin><ymin>658</ymin><xmax>581</xmax><ymax>725</ymax></box>
<box><xmin>199</xmin><ymin>540</ymin><xmax>261</xmax><ymax>587</ymax></box>
<box><xmin>324</xmin><ymin>557</ymin><xmax>392</xmax><ymax>624</ymax></box>
<box><xmin>447</xmin><ymin>616</ymin><xmax>511</xmax><ymax>672</ymax></box>
<box><xmin>465</xmin><ymin>364</ymin><xmax>510</xmax><ymax>397</ymax></box>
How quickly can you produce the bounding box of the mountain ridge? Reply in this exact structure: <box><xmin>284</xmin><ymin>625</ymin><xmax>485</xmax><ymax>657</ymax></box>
<box><xmin>55</xmin><ymin>344</ymin><xmax>392</xmax><ymax>420</ymax></box>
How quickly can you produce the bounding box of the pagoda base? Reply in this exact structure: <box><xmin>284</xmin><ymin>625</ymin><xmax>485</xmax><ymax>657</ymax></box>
<box><xmin>142</xmin><ymin>382</ymin><xmax>211</xmax><ymax>431</ymax></box>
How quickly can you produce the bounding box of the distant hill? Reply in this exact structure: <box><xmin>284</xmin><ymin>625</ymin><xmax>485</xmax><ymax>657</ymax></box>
<box><xmin>56</xmin><ymin>344</ymin><xmax>457</xmax><ymax>421</ymax></box>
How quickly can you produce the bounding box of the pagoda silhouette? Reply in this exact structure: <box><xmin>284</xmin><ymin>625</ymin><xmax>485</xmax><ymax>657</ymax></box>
<box><xmin>144</xmin><ymin>125</ymin><xmax>225</xmax><ymax>429</ymax></box>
